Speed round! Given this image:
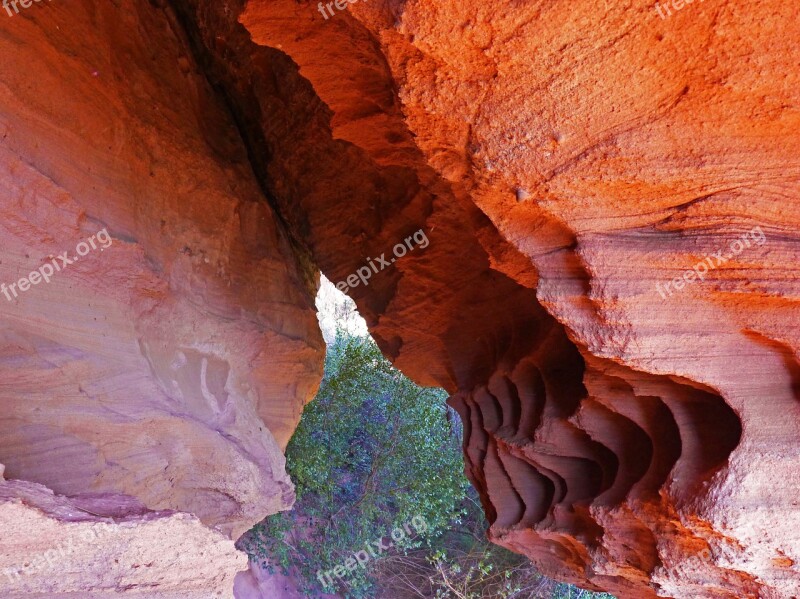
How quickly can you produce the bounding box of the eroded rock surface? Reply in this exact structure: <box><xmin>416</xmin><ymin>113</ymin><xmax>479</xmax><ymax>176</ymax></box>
<box><xmin>0</xmin><ymin>466</ymin><xmax>246</xmax><ymax>598</ymax></box>
<box><xmin>230</xmin><ymin>0</ymin><xmax>799</xmax><ymax>597</ymax></box>
<box><xmin>0</xmin><ymin>0</ymin><xmax>324</xmax><ymax>542</ymax></box>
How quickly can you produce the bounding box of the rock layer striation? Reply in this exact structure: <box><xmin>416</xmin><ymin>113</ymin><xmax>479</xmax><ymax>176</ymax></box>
<box><xmin>0</xmin><ymin>465</ymin><xmax>246</xmax><ymax>598</ymax></box>
<box><xmin>232</xmin><ymin>0</ymin><xmax>800</xmax><ymax>597</ymax></box>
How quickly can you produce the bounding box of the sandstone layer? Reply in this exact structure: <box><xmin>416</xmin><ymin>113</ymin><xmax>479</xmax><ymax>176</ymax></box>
<box><xmin>0</xmin><ymin>465</ymin><xmax>246</xmax><ymax>598</ymax></box>
<box><xmin>230</xmin><ymin>0</ymin><xmax>798</xmax><ymax>597</ymax></box>
<box><xmin>0</xmin><ymin>0</ymin><xmax>324</xmax><ymax>543</ymax></box>
<box><xmin>1</xmin><ymin>0</ymin><xmax>799</xmax><ymax>597</ymax></box>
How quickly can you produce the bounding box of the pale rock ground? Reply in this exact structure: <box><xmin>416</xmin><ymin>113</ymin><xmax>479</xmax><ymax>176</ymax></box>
<box><xmin>0</xmin><ymin>464</ymin><xmax>246</xmax><ymax>598</ymax></box>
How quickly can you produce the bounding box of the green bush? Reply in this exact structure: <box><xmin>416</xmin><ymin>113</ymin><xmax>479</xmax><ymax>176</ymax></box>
<box><xmin>242</xmin><ymin>330</ymin><xmax>614</xmax><ymax>599</ymax></box>
<box><xmin>243</xmin><ymin>331</ymin><xmax>468</xmax><ymax>597</ymax></box>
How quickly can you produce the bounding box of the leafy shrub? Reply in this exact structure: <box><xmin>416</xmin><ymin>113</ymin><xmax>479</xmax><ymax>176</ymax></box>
<box><xmin>242</xmin><ymin>331</ymin><xmax>467</xmax><ymax>597</ymax></box>
<box><xmin>371</xmin><ymin>490</ymin><xmax>616</xmax><ymax>599</ymax></box>
<box><xmin>242</xmin><ymin>330</ymin><xmax>614</xmax><ymax>599</ymax></box>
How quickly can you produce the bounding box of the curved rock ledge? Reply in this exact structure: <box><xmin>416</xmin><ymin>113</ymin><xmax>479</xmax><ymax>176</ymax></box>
<box><xmin>231</xmin><ymin>0</ymin><xmax>799</xmax><ymax>596</ymax></box>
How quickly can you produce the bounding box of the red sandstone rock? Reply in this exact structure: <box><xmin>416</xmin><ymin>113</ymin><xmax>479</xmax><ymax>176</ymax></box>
<box><xmin>0</xmin><ymin>0</ymin><xmax>324</xmax><ymax>543</ymax></box>
<box><xmin>234</xmin><ymin>0</ymin><xmax>800</xmax><ymax>596</ymax></box>
<box><xmin>2</xmin><ymin>0</ymin><xmax>799</xmax><ymax>597</ymax></box>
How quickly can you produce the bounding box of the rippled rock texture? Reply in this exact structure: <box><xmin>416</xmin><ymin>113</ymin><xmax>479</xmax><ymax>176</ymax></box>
<box><xmin>1</xmin><ymin>0</ymin><xmax>799</xmax><ymax>597</ymax></box>
<box><xmin>230</xmin><ymin>0</ymin><xmax>798</xmax><ymax>597</ymax></box>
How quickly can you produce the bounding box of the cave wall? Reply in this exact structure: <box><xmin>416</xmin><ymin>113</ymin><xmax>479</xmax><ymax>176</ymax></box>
<box><xmin>231</xmin><ymin>0</ymin><xmax>799</xmax><ymax>596</ymax></box>
<box><xmin>0</xmin><ymin>1</ymin><xmax>324</xmax><ymax>593</ymax></box>
<box><xmin>0</xmin><ymin>464</ymin><xmax>246</xmax><ymax>598</ymax></box>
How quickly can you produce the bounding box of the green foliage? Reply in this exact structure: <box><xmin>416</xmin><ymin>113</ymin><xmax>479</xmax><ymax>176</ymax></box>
<box><xmin>243</xmin><ymin>330</ymin><xmax>468</xmax><ymax>597</ymax></box>
<box><xmin>289</xmin><ymin>330</ymin><xmax>467</xmax><ymax>532</ymax></box>
<box><xmin>242</xmin><ymin>329</ymin><xmax>614</xmax><ymax>599</ymax></box>
<box><xmin>372</xmin><ymin>490</ymin><xmax>615</xmax><ymax>599</ymax></box>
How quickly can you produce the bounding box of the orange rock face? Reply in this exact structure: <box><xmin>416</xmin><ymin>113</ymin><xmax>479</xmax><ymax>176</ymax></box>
<box><xmin>2</xmin><ymin>0</ymin><xmax>800</xmax><ymax>597</ymax></box>
<box><xmin>233</xmin><ymin>0</ymin><xmax>800</xmax><ymax>596</ymax></box>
